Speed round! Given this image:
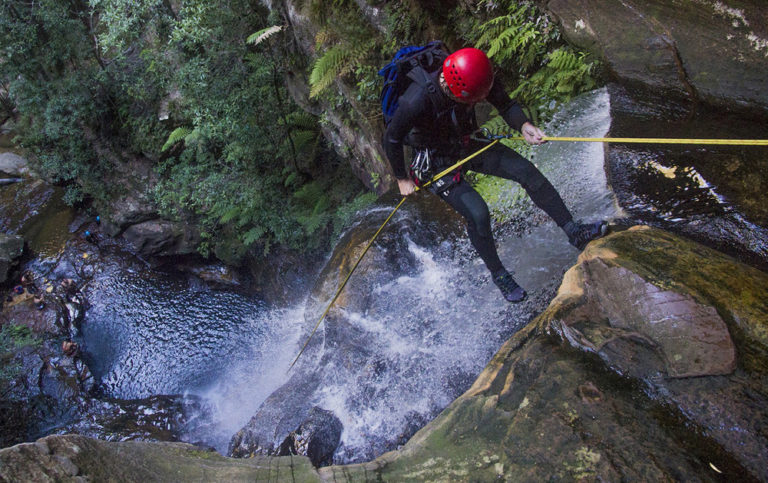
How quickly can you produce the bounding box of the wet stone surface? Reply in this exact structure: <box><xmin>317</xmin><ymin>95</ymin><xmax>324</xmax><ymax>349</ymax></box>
<box><xmin>606</xmin><ymin>84</ymin><xmax>768</xmax><ymax>270</ymax></box>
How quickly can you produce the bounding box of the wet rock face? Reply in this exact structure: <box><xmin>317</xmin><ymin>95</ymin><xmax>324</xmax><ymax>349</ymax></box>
<box><xmin>320</xmin><ymin>227</ymin><xmax>768</xmax><ymax>481</ymax></box>
<box><xmin>544</xmin><ymin>0</ymin><xmax>768</xmax><ymax>113</ymax></box>
<box><xmin>0</xmin><ymin>233</ymin><xmax>23</xmax><ymax>283</ymax></box>
<box><xmin>278</xmin><ymin>407</ymin><xmax>343</xmax><ymax>467</ymax></box>
<box><xmin>605</xmin><ymin>84</ymin><xmax>768</xmax><ymax>271</ymax></box>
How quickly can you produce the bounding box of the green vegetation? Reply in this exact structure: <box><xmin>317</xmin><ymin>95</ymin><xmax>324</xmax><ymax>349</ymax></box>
<box><xmin>0</xmin><ymin>324</ymin><xmax>39</xmax><ymax>393</ymax></box>
<box><xmin>1</xmin><ymin>0</ymin><xmax>600</xmax><ymax>261</ymax></box>
<box><xmin>304</xmin><ymin>0</ymin><xmax>599</xmax><ymax>123</ymax></box>
<box><xmin>0</xmin><ymin>0</ymin><xmax>372</xmax><ymax>260</ymax></box>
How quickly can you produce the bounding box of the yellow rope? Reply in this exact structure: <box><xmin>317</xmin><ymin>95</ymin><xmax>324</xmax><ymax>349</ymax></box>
<box><xmin>499</xmin><ymin>136</ymin><xmax>768</xmax><ymax>146</ymax></box>
<box><xmin>287</xmin><ymin>140</ymin><xmax>500</xmax><ymax>371</ymax></box>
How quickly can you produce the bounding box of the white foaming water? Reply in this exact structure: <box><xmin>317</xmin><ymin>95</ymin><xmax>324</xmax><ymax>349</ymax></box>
<box><xmin>307</xmin><ymin>237</ymin><xmax>517</xmax><ymax>461</ymax></box>
<box><xmin>183</xmin><ymin>305</ymin><xmax>305</xmax><ymax>452</ymax></box>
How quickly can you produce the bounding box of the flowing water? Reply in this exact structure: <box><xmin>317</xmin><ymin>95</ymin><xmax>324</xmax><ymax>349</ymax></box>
<box><xmin>73</xmin><ymin>258</ymin><xmax>305</xmax><ymax>451</ymax></box>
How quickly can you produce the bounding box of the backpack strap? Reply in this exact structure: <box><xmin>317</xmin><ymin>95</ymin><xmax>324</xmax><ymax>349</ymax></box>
<box><xmin>406</xmin><ymin>67</ymin><xmax>448</xmax><ymax>119</ymax></box>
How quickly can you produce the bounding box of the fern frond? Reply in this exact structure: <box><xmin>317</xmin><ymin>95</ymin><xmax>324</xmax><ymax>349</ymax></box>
<box><xmin>308</xmin><ymin>45</ymin><xmax>360</xmax><ymax>98</ymax></box>
<box><xmin>281</xmin><ymin>112</ymin><xmax>319</xmax><ymax>131</ymax></box>
<box><xmin>246</xmin><ymin>25</ymin><xmax>283</xmax><ymax>46</ymax></box>
<box><xmin>314</xmin><ymin>29</ymin><xmax>334</xmax><ymax>48</ymax></box>
<box><xmin>288</xmin><ymin>130</ymin><xmax>319</xmax><ymax>157</ymax></box>
<box><xmin>219</xmin><ymin>207</ymin><xmax>241</xmax><ymax>224</ymax></box>
<box><xmin>242</xmin><ymin>226</ymin><xmax>266</xmax><ymax>246</ymax></box>
<box><xmin>162</xmin><ymin>127</ymin><xmax>193</xmax><ymax>151</ymax></box>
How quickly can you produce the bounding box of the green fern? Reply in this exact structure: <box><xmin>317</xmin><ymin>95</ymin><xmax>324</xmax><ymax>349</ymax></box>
<box><xmin>475</xmin><ymin>2</ymin><xmax>542</xmax><ymax>69</ymax></box>
<box><xmin>289</xmin><ymin>130</ymin><xmax>320</xmax><ymax>159</ymax></box>
<box><xmin>246</xmin><ymin>25</ymin><xmax>283</xmax><ymax>46</ymax></box>
<box><xmin>308</xmin><ymin>45</ymin><xmax>361</xmax><ymax>98</ymax></box>
<box><xmin>242</xmin><ymin>226</ymin><xmax>266</xmax><ymax>246</ymax></box>
<box><xmin>219</xmin><ymin>206</ymin><xmax>241</xmax><ymax>224</ymax></box>
<box><xmin>281</xmin><ymin>112</ymin><xmax>319</xmax><ymax>131</ymax></box>
<box><xmin>161</xmin><ymin>127</ymin><xmax>193</xmax><ymax>151</ymax></box>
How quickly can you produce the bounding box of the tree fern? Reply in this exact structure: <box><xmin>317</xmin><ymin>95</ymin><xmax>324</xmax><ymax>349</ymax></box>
<box><xmin>281</xmin><ymin>111</ymin><xmax>319</xmax><ymax>132</ymax></box>
<box><xmin>246</xmin><ymin>25</ymin><xmax>283</xmax><ymax>46</ymax></box>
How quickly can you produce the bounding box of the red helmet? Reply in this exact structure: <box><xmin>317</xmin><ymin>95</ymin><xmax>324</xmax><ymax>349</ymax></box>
<box><xmin>442</xmin><ymin>48</ymin><xmax>494</xmax><ymax>104</ymax></box>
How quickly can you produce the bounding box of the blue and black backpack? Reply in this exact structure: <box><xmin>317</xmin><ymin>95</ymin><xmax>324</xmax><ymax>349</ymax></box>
<box><xmin>378</xmin><ymin>41</ymin><xmax>448</xmax><ymax>126</ymax></box>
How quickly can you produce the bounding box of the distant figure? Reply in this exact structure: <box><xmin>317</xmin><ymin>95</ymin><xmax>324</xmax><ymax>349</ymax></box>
<box><xmin>21</xmin><ymin>271</ymin><xmax>38</xmax><ymax>294</ymax></box>
<box><xmin>62</xmin><ymin>340</ymin><xmax>79</xmax><ymax>358</ymax></box>
<box><xmin>33</xmin><ymin>293</ymin><xmax>45</xmax><ymax>310</ymax></box>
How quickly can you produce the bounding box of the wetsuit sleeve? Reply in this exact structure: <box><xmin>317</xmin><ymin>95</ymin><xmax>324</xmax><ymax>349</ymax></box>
<box><xmin>383</xmin><ymin>89</ymin><xmax>428</xmax><ymax>180</ymax></box>
<box><xmin>485</xmin><ymin>76</ymin><xmax>530</xmax><ymax>132</ymax></box>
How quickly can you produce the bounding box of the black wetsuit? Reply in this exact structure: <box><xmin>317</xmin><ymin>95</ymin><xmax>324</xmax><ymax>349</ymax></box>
<box><xmin>383</xmin><ymin>69</ymin><xmax>573</xmax><ymax>275</ymax></box>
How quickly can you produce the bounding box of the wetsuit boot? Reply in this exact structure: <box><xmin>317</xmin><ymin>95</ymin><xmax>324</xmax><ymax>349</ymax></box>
<box><xmin>493</xmin><ymin>269</ymin><xmax>527</xmax><ymax>303</ymax></box>
<box><xmin>563</xmin><ymin>220</ymin><xmax>608</xmax><ymax>250</ymax></box>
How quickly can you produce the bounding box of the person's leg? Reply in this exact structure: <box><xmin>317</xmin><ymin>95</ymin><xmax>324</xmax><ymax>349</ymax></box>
<box><xmin>469</xmin><ymin>142</ymin><xmax>572</xmax><ymax>226</ymax></box>
<box><xmin>469</xmin><ymin>142</ymin><xmax>606</xmax><ymax>248</ymax></box>
<box><xmin>436</xmin><ymin>180</ymin><xmax>526</xmax><ymax>302</ymax></box>
<box><xmin>438</xmin><ymin>181</ymin><xmax>502</xmax><ymax>273</ymax></box>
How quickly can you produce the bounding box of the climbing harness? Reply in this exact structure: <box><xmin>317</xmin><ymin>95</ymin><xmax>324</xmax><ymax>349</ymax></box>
<box><xmin>288</xmin><ymin>130</ymin><xmax>768</xmax><ymax>371</ymax></box>
<box><xmin>288</xmin><ymin>139</ymin><xmax>500</xmax><ymax>371</ymax></box>
<box><xmin>474</xmin><ymin>127</ymin><xmax>768</xmax><ymax>145</ymax></box>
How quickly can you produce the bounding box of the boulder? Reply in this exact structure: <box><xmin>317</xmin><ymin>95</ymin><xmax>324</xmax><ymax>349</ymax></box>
<box><xmin>99</xmin><ymin>194</ymin><xmax>158</xmax><ymax>237</ymax></box>
<box><xmin>0</xmin><ymin>233</ymin><xmax>23</xmax><ymax>283</ymax></box>
<box><xmin>278</xmin><ymin>407</ymin><xmax>343</xmax><ymax>467</ymax></box>
<box><xmin>122</xmin><ymin>219</ymin><xmax>198</xmax><ymax>258</ymax></box>
<box><xmin>544</xmin><ymin>0</ymin><xmax>768</xmax><ymax>113</ymax></box>
<box><xmin>320</xmin><ymin>226</ymin><xmax>768</xmax><ymax>481</ymax></box>
<box><xmin>0</xmin><ymin>152</ymin><xmax>29</xmax><ymax>177</ymax></box>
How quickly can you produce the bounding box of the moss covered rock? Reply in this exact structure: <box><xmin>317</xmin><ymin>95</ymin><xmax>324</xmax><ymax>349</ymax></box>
<box><xmin>0</xmin><ymin>435</ymin><xmax>321</xmax><ymax>482</ymax></box>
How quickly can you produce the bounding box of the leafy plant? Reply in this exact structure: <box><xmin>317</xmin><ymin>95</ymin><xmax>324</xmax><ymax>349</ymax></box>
<box><xmin>0</xmin><ymin>324</ymin><xmax>40</xmax><ymax>393</ymax></box>
<box><xmin>161</xmin><ymin>126</ymin><xmax>193</xmax><ymax>151</ymax></box>
<box><xmin>247</xmin><ymin>25</ymin><xmax>283</xmax><ymax>46</ymax></box>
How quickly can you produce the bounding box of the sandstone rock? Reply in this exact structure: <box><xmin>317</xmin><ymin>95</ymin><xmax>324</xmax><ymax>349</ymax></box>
<box><xmin>0</xmin><ymin>435</ymin><xmax>321</xmax><ymax>482</ymax></box>
<box><xmin>544</xmin><ymin>0</ymin><xmax>768</xmax><ymax>113</ymax></box>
